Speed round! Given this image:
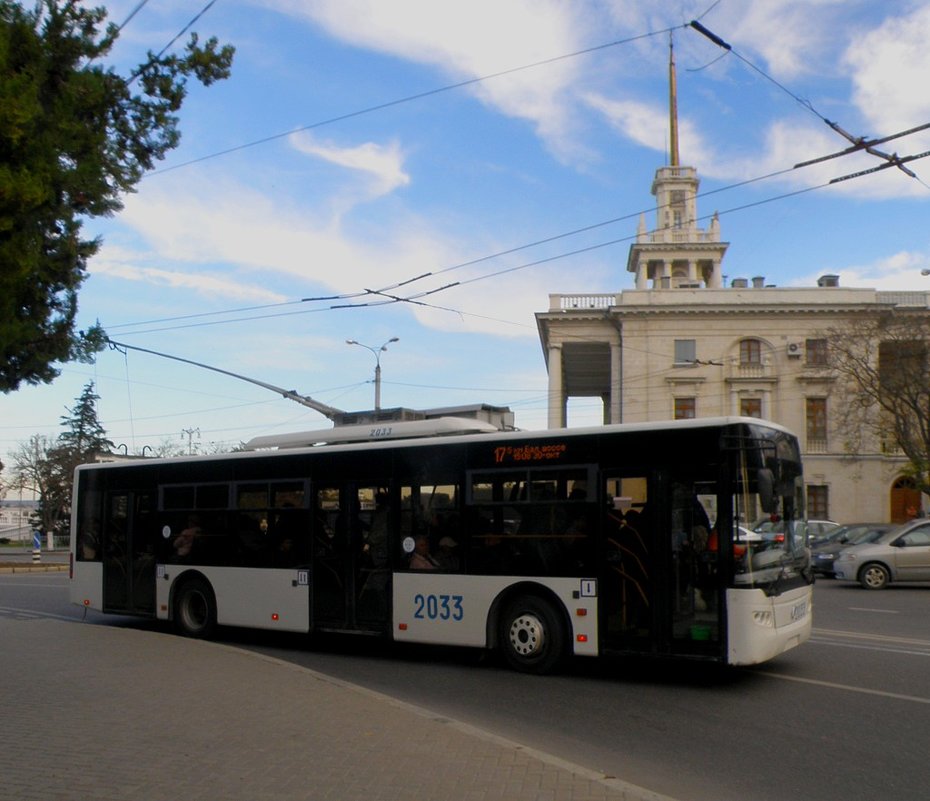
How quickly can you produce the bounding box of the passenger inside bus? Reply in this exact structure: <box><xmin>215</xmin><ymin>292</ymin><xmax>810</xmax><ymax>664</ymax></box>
<box><xmin>436</xmin><ymin>536</ymin><xmax>460</xmax><ymax>570</ymax></box>
<box><xmin>409</xmin><ymin>535</ymin><xmax>439</xmax><ymax>569</ymax></box>
<box><xmin>173</xmin><ymin>515</ymin><xmax>202</xmax><ymax>560</ymax></box>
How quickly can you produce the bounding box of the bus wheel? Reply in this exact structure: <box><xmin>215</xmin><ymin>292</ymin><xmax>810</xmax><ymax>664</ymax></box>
<box><xmin>859</xmin><ymin>562</ymin><xmax>890</xmax><ymax>590</ymax></box>
<box><xmin>499</xmin><ymin>595</ymin><xmax>567</xmax><ymax>674</ymax></box>
<box><xmin>173</xmin><ymin>578</ymin><xmax>217</xmax><ymax>638</ymax></box>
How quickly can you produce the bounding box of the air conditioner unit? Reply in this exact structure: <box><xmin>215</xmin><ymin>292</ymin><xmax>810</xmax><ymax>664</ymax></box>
<box><xmin>786</xmin><ymin>342</ymin><xmax>802</xmax><ymax>358</ymax></box>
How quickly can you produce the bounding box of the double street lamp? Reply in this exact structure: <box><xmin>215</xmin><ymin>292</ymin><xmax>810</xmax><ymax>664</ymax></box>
<box><xmin>346</xmin><ymin>337</ymin><xmax>399</xmax><ymax>410</ymax></box>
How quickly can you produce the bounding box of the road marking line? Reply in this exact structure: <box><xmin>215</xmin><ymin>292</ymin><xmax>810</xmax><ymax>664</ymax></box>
<box><xmin>848</xmin><ymin>607</ymin><xmax>899</xmax><ymax>614</ymax></box>
<box><xmin>809</xmin><ymin>637</ymin><xmax>930</xmax><ymax>657</ymax></box>
<box><xmin>813</xmin><ymin>628</ymin><xmax>930</xmax><ymax>647</ymax></box>
<box><xmin>757</xmin><ymin>670</ymin><xmax>930</xmax><ymax>704</ymax></box>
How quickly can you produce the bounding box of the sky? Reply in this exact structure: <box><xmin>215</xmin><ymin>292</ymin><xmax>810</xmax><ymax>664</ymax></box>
<box><xmin>4</xmin><ymin>0</ymin><xmax>930</xmax><ymax>475</ymax></box>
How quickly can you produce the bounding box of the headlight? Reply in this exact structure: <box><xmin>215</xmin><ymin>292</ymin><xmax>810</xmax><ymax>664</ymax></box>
<box><xmin>752</xmin><ymin>611</ymin><xmax>774</xmax><ymax>627</ymax></box>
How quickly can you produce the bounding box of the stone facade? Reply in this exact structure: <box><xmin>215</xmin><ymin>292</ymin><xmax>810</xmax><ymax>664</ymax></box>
<box><xmin>535</xmin><ymin>113</ymin><xmax>928</xmax><ymax>522</ymax></box>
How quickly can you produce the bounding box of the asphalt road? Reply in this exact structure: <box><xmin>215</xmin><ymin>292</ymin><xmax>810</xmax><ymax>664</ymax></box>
<box><xmin>3</xmin><ymin>571</ymin><xmax>929</xmax><ymax>801</ymax></box>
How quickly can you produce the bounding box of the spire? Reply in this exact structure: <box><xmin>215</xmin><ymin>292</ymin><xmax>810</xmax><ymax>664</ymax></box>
<box><xmin>668</xmin><ymin>32</ymin><xmax>679</xmax><ymax>168</ymax></box>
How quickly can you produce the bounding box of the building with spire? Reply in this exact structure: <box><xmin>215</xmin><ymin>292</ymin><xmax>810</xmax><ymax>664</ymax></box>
<box><xmin>535</xmin><ymin>38</ymin><xmax>927</xmax><ymax>523</ymax></box>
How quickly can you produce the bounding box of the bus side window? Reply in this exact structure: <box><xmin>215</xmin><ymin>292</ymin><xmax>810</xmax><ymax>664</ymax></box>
<box><xmin>400</xmin><ymin>484</ymin><xmax>461</xmax><ymax>571</ymax></box>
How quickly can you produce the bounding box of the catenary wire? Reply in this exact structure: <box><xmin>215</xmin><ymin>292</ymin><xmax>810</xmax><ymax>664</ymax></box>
<box><xmin>149</xmin><ymin>25</ymin><xmax>684</xmax><ymax>176</ymax></box>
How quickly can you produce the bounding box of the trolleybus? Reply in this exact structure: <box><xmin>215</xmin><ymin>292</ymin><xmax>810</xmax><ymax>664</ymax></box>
<box><xmin>70</xmin><ymin>416</ymin><xmax>812</xmax><ymax>673</ymax></box>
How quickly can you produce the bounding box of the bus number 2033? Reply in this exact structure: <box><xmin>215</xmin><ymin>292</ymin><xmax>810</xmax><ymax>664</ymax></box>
<box><xmin>413</xmin><ymin>593</ymin><xmax>464</xmax><ymax>621</ymax></box>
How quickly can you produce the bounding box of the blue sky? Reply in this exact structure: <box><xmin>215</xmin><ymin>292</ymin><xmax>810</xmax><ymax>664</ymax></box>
<box><xmin>4</xmin><ymin>0</ymin><xmax>930</xmax><ymax>467</ymax></box>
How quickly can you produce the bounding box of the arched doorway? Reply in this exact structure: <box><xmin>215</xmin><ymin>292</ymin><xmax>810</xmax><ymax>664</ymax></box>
<box><xmin>890</xmin><ymin>476</ymin><xmax>921</xmax><ymax>523</ymax></box>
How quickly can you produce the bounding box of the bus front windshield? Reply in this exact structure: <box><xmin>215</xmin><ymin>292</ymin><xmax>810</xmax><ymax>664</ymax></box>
<box><xmin>729</xmin><ymin>429</ymin><xmax>809</xmax><ymax>593</ymax></box>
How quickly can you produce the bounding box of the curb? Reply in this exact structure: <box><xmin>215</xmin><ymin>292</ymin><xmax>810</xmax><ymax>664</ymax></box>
<box><xmin>0</xmin><ymin>564</ymin><xmax>69</xmax><ymax>574</ymax></box>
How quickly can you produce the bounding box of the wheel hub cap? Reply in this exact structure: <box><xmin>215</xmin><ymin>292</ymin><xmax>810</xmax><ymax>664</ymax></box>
<box><xmin>509</xmin><ymin>613</ymin><xmax>545</xmax><ymax>656</ymax></box>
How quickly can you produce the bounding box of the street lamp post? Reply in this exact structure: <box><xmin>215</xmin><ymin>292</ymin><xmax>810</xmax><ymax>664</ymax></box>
<box><xmin>346</xmin><ymin>337</ymin><xmax>399</xmax><ymax>410</ymax></box>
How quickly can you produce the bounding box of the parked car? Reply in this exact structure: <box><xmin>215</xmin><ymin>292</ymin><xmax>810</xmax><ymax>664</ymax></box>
<box><xmin>734</xmin><ymin>525</ymin><xmax>763</xmax><ymax>544</ymax></box>
<box><xmin>753</xmin><ymin>517</ymin><xmax>839</xmax><ymax>544</ymax></box>
<box><xmin>833</xmin><ymin>520</ymin><xmax>930</xmax><ymax>589</ymax></box>
<box><xmin>811</xmin><ymin>523</ymin><xmax>893</xmax><ymax>577</ymax></box>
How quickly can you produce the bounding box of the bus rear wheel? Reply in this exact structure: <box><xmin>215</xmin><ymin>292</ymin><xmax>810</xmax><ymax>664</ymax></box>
<box><xmin>173</xmin><ymin>577</ymin><xmax>217</xmax><ymax>639</ymax></box>
<box><xmin>499</xmin><ymin>595</ymin><xmax>567</xmax><ymax>674</ymax></box>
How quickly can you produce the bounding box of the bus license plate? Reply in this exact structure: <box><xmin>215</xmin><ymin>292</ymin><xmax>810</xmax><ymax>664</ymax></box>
<box><xmin>790</xmin><ymin>601</ymin><xmax>808</xmax><ymax>621</ymax></box>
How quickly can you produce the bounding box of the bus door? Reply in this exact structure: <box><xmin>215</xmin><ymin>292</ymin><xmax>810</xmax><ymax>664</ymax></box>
<box><xmin>601</xmin><ymin>473</ymin><xmax>655</xmax><ymax>653</ymax></box>
<box><xmin>311</xmin><ymin>484</ymin><xmax>391</xmax><ymax>632</ymax></box>
<box><xmin>102</xmin><ymin>491</ymin><xmax>156</xmax><ymax>615</ymax></box>
<box><xmin>601</xmin><ymin>472</ymin><xmax>721</xmax><ymax>657</ymax></box>
<box><xmin>666</xmin><ymin>476</ymin><xmax>720</xmax><ymax>657</ymax></box>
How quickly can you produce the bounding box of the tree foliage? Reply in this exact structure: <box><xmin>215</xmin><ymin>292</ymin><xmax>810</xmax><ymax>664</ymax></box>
<box><xmin>11</xmin><ymin>380</ymin><xmax>112</xmax><ymax>535</ymax></box>
<box><xmin>826</xmin><ymin>311</ymin><xmax>930</xmax><ymax>496</ymax></box>
<box><xmin>0</xmin><ymin>1</ymin><xmax>234</xmax><ymax>391</ymax></box>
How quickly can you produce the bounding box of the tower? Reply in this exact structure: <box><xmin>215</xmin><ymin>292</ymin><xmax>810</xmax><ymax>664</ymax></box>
<box><xmin>626</xmin><ymin>34</ymin><xmax>727</xmax><ymax>290</ymax></box>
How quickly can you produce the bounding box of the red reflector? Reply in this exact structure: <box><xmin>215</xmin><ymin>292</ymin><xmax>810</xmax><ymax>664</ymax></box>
<box><xmin>83</xmin><ymin>599</ymin><xmax>90</xmax><ymax>606</ymax></box>
<box><xmin>575</xmin><ymin>608</ymin><xmax>587</xmax><ymax>616</ymax></box>
<box><xmin>577</xmin><ymin>634</ymin><xmax>588</xmax><ymax>643</ymax></box>
<box><xmin>398</xmin><ymin>623</ymin><xmax>408</xmax><ymax>631</ymax></box>
<box><xmin>271</xmin><ymin>613</ymin><xmax>279</xmax><ymax>621</ymax></box>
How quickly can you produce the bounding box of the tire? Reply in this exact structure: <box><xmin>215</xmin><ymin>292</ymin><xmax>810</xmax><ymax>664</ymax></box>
<box><xmin>499</xmin><ymin>594</ymin><xmax>567</xmax><ymax>675</ymax></box>
<box><xmin>173</xmin><ymin>577</ymin><xmax>217</xmax><ymax>638</ymax></box>
<box><xmin>859</xmin><ymin>562</ymin><xmax>890</xmax><ymax>590</ymax></box>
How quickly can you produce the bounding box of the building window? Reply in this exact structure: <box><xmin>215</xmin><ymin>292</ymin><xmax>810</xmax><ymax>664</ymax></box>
<box><xmin>739</xmin><ymin>338</ymin><xmax>762</xmax><ymax>365</ymax></box>
<box><xmin>806</xmin><ymin>397</ymin><xmax>827</xmax><ymax>449</ymax></box>
<box><xmin>674</xmin><ymin>397</ymin><xmax>696</xmax><ymax>419</ymax></box>
<box><xmin>740</xmin><ymin>398</ymin><xmax>762</xmax><ymax>418</ymax></box>
<box><xmin>807</xmin><ymin>485</ymin><xmax>829</xmax><ymax>519</ymax></box>
<box><xmin>806</xmin><ymin>338</ymin><xmax>828</xmax><ymax>366</ymax></box>
<box><xmin>674</xmin><ymin>339</ymin><xmax>696</xmax><ymax>365</ymax></box>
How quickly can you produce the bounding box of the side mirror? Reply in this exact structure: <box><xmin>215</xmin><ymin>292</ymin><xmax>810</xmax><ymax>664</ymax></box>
<box><xmin>757</xmin><ymin>468</ymin><xmax>775</xmax><ymax>514</ymax></box>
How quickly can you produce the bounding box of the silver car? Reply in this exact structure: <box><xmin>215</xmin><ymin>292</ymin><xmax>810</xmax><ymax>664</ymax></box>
<box><xmin>833</xmin><ymin>520</ymin><xmax>930</xmax><ymax>589</ymax></box>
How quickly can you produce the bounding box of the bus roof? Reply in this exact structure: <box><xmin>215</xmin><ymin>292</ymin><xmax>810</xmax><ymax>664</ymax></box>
<box><xmin>244</xmin><ymin>417</ymin><xmax>501</xmax><ymax>449</ymax></box>
<box><xmin>73</xmin><ymin>415</ymin><xmax>797</xmax><ymax>474</ymax></box>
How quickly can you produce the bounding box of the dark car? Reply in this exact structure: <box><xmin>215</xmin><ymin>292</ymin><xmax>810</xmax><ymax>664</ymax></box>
<box><xmin>811</xmin><ymin>523</ymin><xmax>893</xmax><ymax>577</ymax></box>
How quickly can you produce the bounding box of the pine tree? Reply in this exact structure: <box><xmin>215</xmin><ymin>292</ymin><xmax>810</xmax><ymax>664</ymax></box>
<box><xmin>57</xmin><ymin>381</ymin><xmax>113</xmax><ymax>460</ymax></box>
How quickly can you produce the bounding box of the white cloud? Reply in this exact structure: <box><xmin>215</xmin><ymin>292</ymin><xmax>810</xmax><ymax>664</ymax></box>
<box><xmin>289</xmin><ymin>133</ymin><xmax>410</xmax><ymax>198</ymax></box>
<box><xmin>269</xmin><ymin>0</ymin><xmax>589</xmax><ymax>156</ymax></box>
<box><xmin>794</xmin><ymin>250</ymin><xmax>930</xmax><ymax>290</ymax></box>
<box><xmin>92</xmin><ymin>257</ymin><xmax>287</xmax><ymax>303</ymax></box>
<box><xmin>845</xmin><ymin>4</ymin><xmax>930</xmax><ymax>135</ymax></box>
<box><xmin>582</xmin><ymin>92</ymin><xmax>713</xmax><ymax>167</ymax></box>
<box><xmin>99</xmin><ymin>172</ymin><xmax>580</xmax><ymax>338</ymax></box>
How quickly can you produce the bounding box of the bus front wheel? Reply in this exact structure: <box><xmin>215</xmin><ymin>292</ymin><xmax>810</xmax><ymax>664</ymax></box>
<box><xmin>499</xmin><ymin>595</ymin><xmax>567</xmax><ymax>674</ymax></box>
<box><xmin>173</xmin><ymin>578</ymin><xmax>217</xmax><ymax>639</ymax></box>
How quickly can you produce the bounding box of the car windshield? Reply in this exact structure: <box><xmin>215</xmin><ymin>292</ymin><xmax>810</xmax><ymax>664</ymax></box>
<box><xmin>846</xmin><ymin>526</ymin><xmax>889</xmax><ymax>545</ymax></box>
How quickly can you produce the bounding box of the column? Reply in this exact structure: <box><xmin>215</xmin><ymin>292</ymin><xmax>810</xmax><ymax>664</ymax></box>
<box><xmin>608</xmin><ymin>341</ymin><xmax>622</xmax><ymax>424</ymax></box>
<box><xmin>687</xmin><ymin>260</ymin><xmax>697</xmax><ymax>284</ymax></box>
<box><xmin>547</xmin><ymin>343</ymin><xmax>565</xmax><ymax>429</ymax></box>
<box><xmin>660</xmin><ymin>261</ymin><xmax>672</xmax><ymax>289</ymax></box>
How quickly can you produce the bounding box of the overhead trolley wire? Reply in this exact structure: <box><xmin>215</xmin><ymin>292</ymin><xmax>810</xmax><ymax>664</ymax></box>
<box><xmin>689</xmin><ymin>19</ymin><xmax>930</xmax><ymax>188</ymax></box>
<box><xmin>150</xmin><ymin>25</ymin><xmax>684</xmax><ymax>176</ymax></box>
<box><xmin>106</xmin><ymin>132</ymin><xmax>930</xmax><ymax>338</ymax></box>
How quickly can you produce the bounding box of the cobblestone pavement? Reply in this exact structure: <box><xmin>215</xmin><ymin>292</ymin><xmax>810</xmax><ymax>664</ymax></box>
<box><xmin>0</xmin><ymin>616</ymin><xmax>681</xmax><ymax>801</ymax></box>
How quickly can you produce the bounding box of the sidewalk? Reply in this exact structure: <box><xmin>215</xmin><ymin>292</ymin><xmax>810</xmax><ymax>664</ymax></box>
<box><xmin>0</xmin><ymin>616</ymin><xmax>679</xmax><ymax>801</ymax></box>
